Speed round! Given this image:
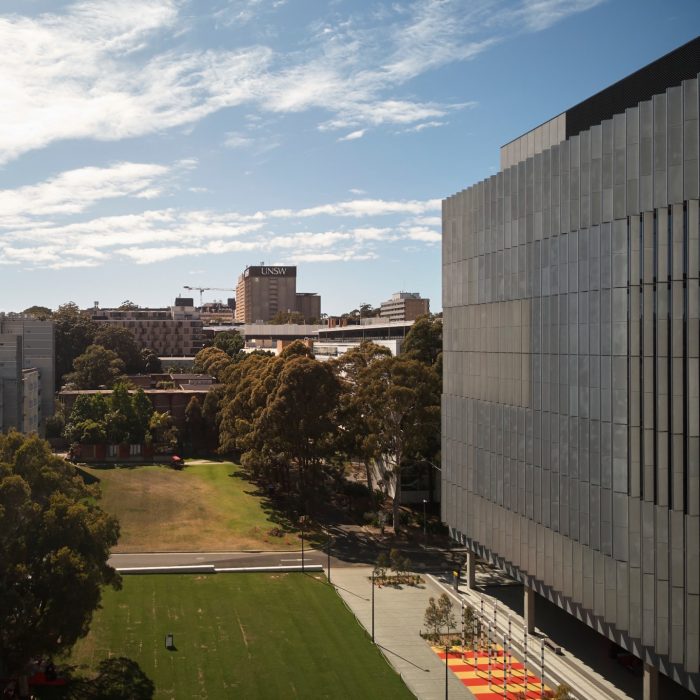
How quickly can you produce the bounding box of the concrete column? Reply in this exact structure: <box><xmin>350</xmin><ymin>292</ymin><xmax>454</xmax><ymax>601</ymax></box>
<box><xmin>643</xmin><ymin>662</ymin><xmax>659</xmax><ymax>700</ymax></box>
<box><xmin>524</xmin><ymin>586</ymin><xmax>536</xmax><ymax>634</ymax></box>
<box><xmin>466</xmin><ymin>551</ymin><xmax>476</xmax><ymax>590</ymax></box>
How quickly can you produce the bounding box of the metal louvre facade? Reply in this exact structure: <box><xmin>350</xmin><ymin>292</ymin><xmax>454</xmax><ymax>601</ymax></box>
<box><xmin>441</xmin><ymin>72</ymin><xmax>700</xmax><ymax>692</ymax></box>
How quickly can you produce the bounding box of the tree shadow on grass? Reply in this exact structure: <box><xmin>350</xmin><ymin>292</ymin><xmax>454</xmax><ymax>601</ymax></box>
<box><xmin>54</xmin><ymin>657</ymin><xmax>155</xmax><ymax>700</ymax></box>
<box><xmin>74</xmin><ymin>465</ymin><xmax>100</xmax><ymax>485</ymax></box>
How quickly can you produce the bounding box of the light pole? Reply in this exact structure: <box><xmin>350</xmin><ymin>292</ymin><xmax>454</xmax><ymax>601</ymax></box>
<box><xmin>327</xmin><ymin>536</ymin><xmax>331</xmax><ymax>583</ymax></box>
<box><xmin>371</xmin><ymin>571</ymin><xmax>375</xmax><ymax>642</ymax></box>
<box><xmin>503</xmin><ymin>634</ymin><xmax>508</xmax><ymax>698</ymax></box>
<box><xmin>422</xmin><ymin>498</ymin><xmax>428</xmax><ymax>538</ymax></box>
<box><xmin>298</xmin><ymin>515</ymin><xmax>307</xmax><ymax>573</ymax></box>
<box><xmin>445</xmin><ymin>641</ymin><xmax>449</xmax><ymax>700</ymax></box>
<box><xmin>461</xmin><ymin>600</ymin><xmax>465</xmax><ymax>662</ymax></box>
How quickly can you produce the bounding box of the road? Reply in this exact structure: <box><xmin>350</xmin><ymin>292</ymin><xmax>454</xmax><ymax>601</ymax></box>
<box><xmin>109</xmin><ymin>524</ymin><xmax>464</xmax><ymax>572</ymax></box>
<box><xmin>109</xmin><ymin>548</ymin><xmax>338</xmax><ymax>570</ymax></box>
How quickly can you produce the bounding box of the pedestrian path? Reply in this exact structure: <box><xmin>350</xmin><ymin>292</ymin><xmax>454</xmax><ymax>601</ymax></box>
<box><xmin>330</xmin><ymin>566</ymin><xmax>475</xmax><ymax>700</ymax></box>
<box><xmin>432</xmin><ymin>646</ymin><xmax>551</xmax><ymax>699</ymax></box>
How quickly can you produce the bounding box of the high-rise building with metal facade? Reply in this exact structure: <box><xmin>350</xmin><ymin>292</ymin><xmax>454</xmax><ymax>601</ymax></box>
<box><xmin>0</xmin><ymin>316</ymin><xmax>55</xmax><ymax>435</ymax></box>
<box><xmin>442</xmin><ymin>38</ymin><xmax>700</xmax><ymax>696</ymax></box>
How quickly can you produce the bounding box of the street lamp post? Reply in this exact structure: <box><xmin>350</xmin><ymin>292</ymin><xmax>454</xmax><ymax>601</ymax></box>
<box><xmin>445</xmin><ymin>641</ymin><xmax>449</xmax><ymax>700</ymax></box>
<box><xmin>327</xmin><ymin>536</ymin><xmax>331</xmax><ymax>583</ymax></box>
<box><xmin>423</xmin><ymin>498</ymin><xmax>428</xmax><ymax>538</ymax></box>
<box><xmin>371</xmin><ymin>571</ymin><xmax>376</xmax><ymax>642</ymax></box>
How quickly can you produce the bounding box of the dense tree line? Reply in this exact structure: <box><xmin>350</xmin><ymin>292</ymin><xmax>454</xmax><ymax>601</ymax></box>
<box><xmin>201</xmin><ymin>315</ymin><xmax>442</xmax><ymax>531</ymax></box>
<box><xmin>63</xmin><ymin>384</ymin><xmax>177</xmax><ymax>449</ymax></box>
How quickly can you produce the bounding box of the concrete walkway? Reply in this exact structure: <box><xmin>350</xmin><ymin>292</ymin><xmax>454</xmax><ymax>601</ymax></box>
<box><xmin>330</xmin><ymin>566</ymin><xmax>474</xmax><ymax>700</ymax></box>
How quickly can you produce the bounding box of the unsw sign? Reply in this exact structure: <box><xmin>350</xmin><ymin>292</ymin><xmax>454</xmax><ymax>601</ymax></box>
<box><xmin>245</xmin><ymin>265</ymin><xmax>296</xmax><ymax>278</ymax></box>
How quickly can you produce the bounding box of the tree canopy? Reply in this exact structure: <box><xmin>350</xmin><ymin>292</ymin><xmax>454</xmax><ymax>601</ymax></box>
<box><xmin>356</xmin><ymin>356</ymin><xmax>440</xmax><ymax>531</ymax></box>
<box><xmin>0</xmin><ymin>433</ymin><xmax>120</xmax><ymax>678</ymax></box>
<box><xmin>332</xmin><ymin>342</ymin><xmax>391</xmax><ymax>494</ymax></box>
<box><xmin>218</xmin><ymin>347</ymin><xmax>340</xmax><ymax>512</ymax></box>
<box><xmin>212</xmin><ymin>330</ymin><xmax>244</xmax><ymax>358</ymax></box>
<box><xmin>21</xmin><ymin>305</ymin><xmax>53</xmax><ymax>320</ymax></box>
<box><xmin>94</xmin><ymin>325</ymin><xmax>143</xmax><ymax>374</ymax></box>
<box><xmin>53</xmin><ymin>303</ymin><xmax>98</xmax><ymax>389</ymax></box>
<box><xmin>402</xmin><ymin>315</ymin><xmax>442</xmax><ymax>367</ymax></box>
<box><xmin>64</xmin><ymin>344</ymin><xmax>126</xmax><ymax>389</ymax></box>
<box><xmin>64</xmin><ymin>385</ymin><xmax>157</xmax><ymax>446</ymax></box>
<box><xmin>269</xmin><ymin>310</ymin><xmax>306</xmax><ymax>325</ymax></box>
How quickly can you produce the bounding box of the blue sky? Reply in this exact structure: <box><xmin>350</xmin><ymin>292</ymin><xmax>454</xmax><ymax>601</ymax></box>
<box><xmin>0</xmin><ymin>1</ymin><xmax>698</xmax><ymax>314</ymax></box>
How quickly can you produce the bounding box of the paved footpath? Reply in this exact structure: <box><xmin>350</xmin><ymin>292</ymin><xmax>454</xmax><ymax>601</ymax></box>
<box><xmin>330</xmin><ymin>566</ymin><xmax>475</xmax><ymax>700</ymax></box>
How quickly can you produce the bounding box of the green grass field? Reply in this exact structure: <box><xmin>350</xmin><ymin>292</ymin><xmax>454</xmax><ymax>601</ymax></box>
<box><xmin>64</xmin><ymin>573</ymin><xmax>414</xmax><ymax>699</ymax></box>
<box><xmin>82</xmin><ymin>461</ymin><xmax>302</xmax><ymax>552</ymax></box>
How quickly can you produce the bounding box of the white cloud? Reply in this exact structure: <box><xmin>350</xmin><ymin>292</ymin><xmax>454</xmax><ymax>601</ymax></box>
<box><xmin>405</xmin><ymin>120</ymin><xmax>447</xmax><ymax>132</ymax></box>
<box><xmin>0</xmin><ymin>192</ymin><xmax>441</xmax><ymax>268</ymax></box>
<box><xmin>288</xmin><ymin>251</ymin><xmax>378</xmax><ymax>263</ymax></box>
<box><xmin>402</xmin><ymin>226</ymin><xmax>441</xmax><ymax>243</ymax></box>
<box><xmin>338</xmin><ymin>129</ymin><xmax>366</xmax><ymax>142</ymax></box>
<box><xmin>267</xmin><ymin>198</ymin><xmax>441</xmax><ymax>219</ymax></box>
<box><xmin>0</xmin><ymin>161</ymin><xmax>176</xmax><ymax>226</ymax></box>
<box><xmin>0</xmin><ymin>0</ymin><xmax>604</xmax><ymax>164</ymax></box>
<box><xmin>0</xmin><ymin>0</ymin><xmax>272</xmax><ymax>163</ymax></box>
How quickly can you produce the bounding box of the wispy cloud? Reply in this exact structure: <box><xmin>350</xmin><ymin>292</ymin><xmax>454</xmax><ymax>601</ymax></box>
<box><xmin>501</xmin><ymin>0</ymin><xmax>605</xmax><ymax>31</ymax></box>
<box><xmin>223</xmin><ymin>132</ymin><xmax>254</xmax><ymax>149</ymax></box>
<box><xmin>0</xmin><ymin>0</ymin><xmax>604</xmax><ymax>163</ymax></box>
<box><xmin>404</xmin><ymin>120</ymin><xmax>447</xmax><ymax>133</ymax></box>
<box><xmin>0</xmin><ymin>0</ymin><xmax>271</xmax><ymax>164</ymax></box>
<box><xmin>266</xmin><ymin>198</ymin><xmax>441</xmax><ymax>219</ymax></box>
<box><xmin>0</xmin><ymin>161</ymin><xmax>187</xmax><ymax>226</ymax></box>
<box><xmin>0</xmin><ymin>188</ymin><xmax>441</xmax><ymax>268</ymax></box>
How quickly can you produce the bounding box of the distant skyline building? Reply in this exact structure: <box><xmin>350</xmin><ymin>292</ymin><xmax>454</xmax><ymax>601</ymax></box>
<box><xmin>85</xmin><ymin>298</ymin><xmax>204</xmax><ymax>357</ymax></box>
<box><xmin>0</xmin><ymin>315</ymin><xmax>55</xmax><ymax>435</ymax></box>
<box><xmin>442</xmin><ymin>38</ymin><xmax>700</xmax><ymax>698</ymax></box>
<box><xmin>379</xmin><ymin>291</ymin><xmax>430</xmax><ymax>322</ymax></box>
<box><xmin>234</xmin><ymin>265</ymin><xmax>321</xmax><ymax>323</ymax></box>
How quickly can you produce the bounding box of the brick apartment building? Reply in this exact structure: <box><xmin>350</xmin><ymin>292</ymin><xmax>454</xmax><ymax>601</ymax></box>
<box><xmin>85</xmin><ymin>298</ymin><xmax>205</xmax><ymax>356</ymax></box>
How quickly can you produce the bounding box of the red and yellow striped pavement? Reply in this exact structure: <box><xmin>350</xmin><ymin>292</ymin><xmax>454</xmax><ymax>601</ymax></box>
<box><xmin>432</xmin><ymin>645</ymin><xmax>552</xmax><ymax>699</ymax></box>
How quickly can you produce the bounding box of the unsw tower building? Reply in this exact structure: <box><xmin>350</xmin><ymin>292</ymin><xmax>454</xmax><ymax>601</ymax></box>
<box><xmin>234</xmin><ymin>265</ymin><xmax>321</xmax><ymax>323</ymax></box>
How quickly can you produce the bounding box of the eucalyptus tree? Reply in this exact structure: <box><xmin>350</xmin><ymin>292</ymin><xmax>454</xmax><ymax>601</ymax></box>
<box><xmin>357</xmin><ymin>356</ymin><xmax>440</xmax><ymax>532</ymax></box>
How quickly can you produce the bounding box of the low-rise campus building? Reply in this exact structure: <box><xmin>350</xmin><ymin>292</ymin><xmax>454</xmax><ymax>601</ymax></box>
<box><xmin>379</xmin><ymin>292</ymin><xmax>430</xmax><ymax>322</ymax></box>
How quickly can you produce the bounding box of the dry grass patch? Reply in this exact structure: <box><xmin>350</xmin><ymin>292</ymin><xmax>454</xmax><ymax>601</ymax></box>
<box><xmin>84</xmin><ymin>462</ymin><xmax>302</xmax><ymax>552</ymax></box>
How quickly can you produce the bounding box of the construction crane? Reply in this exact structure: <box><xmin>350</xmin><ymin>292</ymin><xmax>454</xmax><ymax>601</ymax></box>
<box><xmin>183</xmin><ymin>286</ymin><xmax>235</xmax><ymax>305</ymax></box>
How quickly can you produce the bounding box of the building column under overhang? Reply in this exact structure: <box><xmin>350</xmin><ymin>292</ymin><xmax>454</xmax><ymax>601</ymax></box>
<box><xmin>643</xmin><ymin>663</ymin><xmax>659</xmax><ymax>700</ymax></box>
<box><xmin>524</xmin><ymin>586</ymin><xmax>535</xmax><ymax>634</ymax></box>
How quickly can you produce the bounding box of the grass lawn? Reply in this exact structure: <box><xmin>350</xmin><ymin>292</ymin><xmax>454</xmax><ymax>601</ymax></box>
<box><xmin>82</xmin><ymin>461</ymin><xmax>302</xmax><ymax>552</ymax></box>
<box><xmin>60</xmin><ymin>573</ymin><xmax>414</xmax><ymax>699</ymax></box>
